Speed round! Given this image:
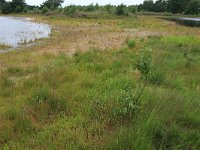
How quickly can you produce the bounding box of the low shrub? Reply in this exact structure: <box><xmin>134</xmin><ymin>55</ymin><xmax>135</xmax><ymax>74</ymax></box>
<box><xmin>64</xmin><ymin>5</ymin><xmax>77</xmax><ymax>15</ymax></box>
<box><xmin>116</xmin><ymin>4</ymin><xmax>127</xmax><ymax>16</ymax></box>
<box><xmin>42</xmin><ymin>6</ymin><xmax>49</xmax><ymax>14</ymax></box>
<box><xmin>135</xmin><ymin>47</ymin><xmax>152</xmax><ymax>78</ymax></box>
<box><xmin>135</xmin><ymin>48</ymin><xmax>166</xmax><ymax>85</ymax></box>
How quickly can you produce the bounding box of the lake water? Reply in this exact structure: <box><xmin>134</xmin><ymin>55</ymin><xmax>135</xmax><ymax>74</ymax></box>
<box><xmin>0</xmin><ymin>16</ymin><xmax>51</xmax><ymax>51</ymax></box>
<box><xmin>179</xmin><ymin>18</ymin><xmax>200</xmax><ymax>21</ymax></box>
<box><xmin>169</xmin><ymin>17</ymin><xmax>200</xmax><ymax>27</ymax></box>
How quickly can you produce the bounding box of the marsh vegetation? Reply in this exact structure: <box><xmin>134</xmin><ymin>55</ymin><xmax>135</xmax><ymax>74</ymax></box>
<box><xmin>0</xmin><ymin>1</ymin><xmax>200</xmax><ymax>149</ymax></box>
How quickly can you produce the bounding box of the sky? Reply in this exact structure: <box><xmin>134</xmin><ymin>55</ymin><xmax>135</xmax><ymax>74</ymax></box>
<box><xmin>24</xmin><ymin>0</ymin><xmax>145</xmax><ymax>6</ymax></box>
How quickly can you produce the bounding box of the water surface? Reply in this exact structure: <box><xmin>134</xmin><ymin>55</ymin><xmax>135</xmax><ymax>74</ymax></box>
<box><xmin>179</xmin><ymin>18</ymin><xmax>200</xmax><ymax>21</ymax></box>
<box><xmin>168</xmin><ymin>17</ymin><xmax>200</xmax><ymax>27</ymax></box>
<box><xmin>0</xmin><ymin>16</ymin><xmax>51</xmax><ymax>51</ymax></box>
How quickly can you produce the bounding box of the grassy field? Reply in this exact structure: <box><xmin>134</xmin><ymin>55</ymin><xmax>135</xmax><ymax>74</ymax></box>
<box><xmin>0</xmin><ymin>15</ymin><xmax>200</xmax><ymax>149</ymax></box>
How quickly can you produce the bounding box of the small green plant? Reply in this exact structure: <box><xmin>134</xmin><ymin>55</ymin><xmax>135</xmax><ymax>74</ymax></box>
<box><xmin>127</xmin><ymin>39</ymin><xmax>136</xmax><ymax>49</ymax></box>
<box><xmin>90</xmin><ymin>99</ymin><xmax>107</xmax><ymax>121</ymax></box>
<box><xmin>13</xmin><ymin>116</ymin><xmax>33</xmax><ymax>134</ymax></box>
<box><xmin>135</xmin><ymin>47</ymin><xmax>152</xmax><ymax>78</ymax></box>
<box><xmin>4</xmin><ymin>108</ymin><xmax>18</xmax><ymax>121</ymax></box>
<box><xmin>0</xmin><ymin>126</ymin><xmax>12</xmax><ymax>145</ymax></box>
<box><xmin>31</xmin><ymin>86</ymin><xmax>50</xmax><ymax>104</ymax></box>
<box><xmin>184</xmin><ymin>50</ymin><xmax>193</xmax><ymax>69</ymax></box>
<box><xmin>148</xmin><ymin>69</ymin><xmax>166</xmax><ymax>85</ymax></box>
<box><xmin>48</xmin><ymin>97</ymin><xmax>67</xmax><ymax>113</ymax></box>
<box><xmin>31</xmin><ymin>87</ymin><xmax>67</xmax><ymax>114</ymax></box>
<box><xmin>7</xmin><ymin>66</ymin><xmax>23</xmax><ymax>76</ymax></box>
<box><xmin>135</xmin><ymin>48</ymin><xmax>165</xmax><ymax>85</ymax></box>
<box><xmin>113</xmin><ymin>84</ymin><xmax>139</xmax><ymax>120</ymax></box>
<box><xmin>1</xmin><ymin>78</ymin><xmax>12</xmax><ymax>88</ymax></box>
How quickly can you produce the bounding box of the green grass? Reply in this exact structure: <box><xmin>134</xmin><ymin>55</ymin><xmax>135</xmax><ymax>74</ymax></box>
<box><xmin>127</xmin><ymin>39</ymin><xmax>136</xmax><ymax>49</ymax></box>
<box><xmin>0</xmin><ymin>15</ymin><xmax>200</xmax><ymax>149</ymax></box>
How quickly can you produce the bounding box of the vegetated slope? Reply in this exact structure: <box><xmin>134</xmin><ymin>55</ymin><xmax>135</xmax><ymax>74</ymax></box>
<box><xmin>0</xmin><ymin>15</ymin><xmax>199</xmax><ymax>149</ymax></box>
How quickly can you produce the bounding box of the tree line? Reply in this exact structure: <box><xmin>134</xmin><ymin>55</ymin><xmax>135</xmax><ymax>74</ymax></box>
<box><xmin>0</xmin><ymin>0</ymin><xmax>137</xmax><ymax>16</ymax></box>
<box><xmin>138</xmin><ymin>0</ymin><xmax>200</xmax><ymax>15</ymax></box>
<box><xmin>0</xmin><ymin>0</ymin><xmax>64</xmax><ymax>14</ymax></box>
<box><xmin>1</xmin><ymin>0</ymin><xmax>200</xmax><ymax>15</ymax></box>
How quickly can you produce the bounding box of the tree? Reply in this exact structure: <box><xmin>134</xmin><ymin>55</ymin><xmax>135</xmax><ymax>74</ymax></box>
<box><xmin>0</xmin><ymin>0</ymin><xmax>5</xmax><ymax>3</ymax></box>
<box><xmin>12</xmin><ymin>0</ymin><xmax>26</xmax><ymax>12</ymax></box>
<box><xmin>154</xmin><ymin>0</ymin><xmax>167</xmax><ymax>12</ymax></box>
<box><xmin>138</xmin><ymin>0</ymin><xmax>155</xmax><ymax>12</ymax></box>
<box><xmin>0</xmin><ymin>0</ymin><xmax>5</xmax><ymax>11</ymax></box>
<box><xmin>137</xmin><ymin>0</ymin><xmax>198</xmax><ymax>14</ymax></box>
<box><xmin>64</xmin><ymin>5</ymin><xmax>77</xmax><ymax>15</ymax></box>
<box><xmin>116</xmin><ymin>4</ymin><xmax>126</xmax><ymax>16</ymax></box>
<box><xmin>0</xmin><ymin>0</ymin><xmax>26</xmax><ymax>13</ymax></box>
<box><xmin>15</xmin><ymin>5</ymin><xmax>23</xmax><ymax>12</ymax></box>
<box><xmin>128</xmin><ymin>5</ymin><xmax>137</xmax><ymax>14</ymax></box>
<box><xmin>185</xmin><ymin>0</ymin><xmax>200</xmax><ymax>15</ymax></box>
<box><xmin>104</xmin><ymin>4</ymin><xmax>112</xmax><ymax>13</ymax></box>
<box><xmin>85</xmin><ymin>4</ymin><xmax>95</xmax><ymax>11</ymax></box>
<box><xmin>41</xmin><ymin>0</ymin><xmax>64</xmax><ymax>10</ymax></box>
<box><xmin>167</xmin><ymin>0</ymin><xmax>188</xmax><ymax>13</ymax></box>
<box><xmin>42</xmin><ymin>6</ymin><xmax>49</xmax><ymax>14</ymax></box>
<box><xmin>8</xmin><ymin>0</ymin><xmax>26</xmax><ymax>13</ymax></box>
<box><xmin>1</xmin><ymin>2</ymin><xmax>12</xmax><ymax>14</ymax></box>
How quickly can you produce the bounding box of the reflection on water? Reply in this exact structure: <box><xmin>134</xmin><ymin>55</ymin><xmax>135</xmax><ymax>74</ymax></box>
<box><xmin>169</xmin><ymin>17</ymin><xmax>200</xmax><ymax>27</ymax></box>
<box><xmin>0</xmin><ymin>16</ymin><xmax>51</xmax><ymax>51</ymax></box>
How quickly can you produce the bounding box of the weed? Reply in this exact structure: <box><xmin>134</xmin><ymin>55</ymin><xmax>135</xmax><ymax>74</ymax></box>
<box><xmin>48</xmin><ymin>97</ymin><xmax>67</xmax><ymax>113</ymax></box>
<box><xmin>7</xmin><ymin>67</ymin><xmax>23</xmax><ymax>76</ymax></box>
<box><xmin>135</xmin><ymin>47</ymin><xmax>152</xmax><ymax>78</ymax></box>
<box><xmin>184</xmin><ymin>49</ymin><xmax>194</xmax><ymax>69</ymax></box>
<box><xmin>0</xmin><ymin>125</ymin><xmax>12</xmax><ymax>145</ymax></box>
<box><xmin>30</xmin><ymin>86</ymin><xmax>68</xmax><ymax>118</ymax></box>
<box><xmin>4</xmin><ymin>108</ymin><xmax>18</xmax><ymax>121</ymax></box>
<box><xmin>0</xmin><ymin>77</ymin><xmax>14</xmax><ymax>88</ymax></box>
<box><xmin>148</xmin><ymin>69</ymin><xmax>166</xmax><ymax>85</ymax></box>
<box><xmin>31</xmin><ymin>86</ymin><xmax>50</xmax><ymax>105</ymax></box>
<box><xmin>113</xmin><ymin>84</ymin><xmax>139</xmax><ymax>120</ymax></box>
<box><xmin>135</xmin><ymin>48</ymin><xmax>166</xmax><ymax>85</ymax></box>
<box><xmin>127</xmin><ymin>39</ymin><xmax>136</xmax><ymax>48</ymax></box>
<box><xmin>13</xmin><ymin>115</ymin><xmax>33</xmax><ymax>135</ymax></box>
